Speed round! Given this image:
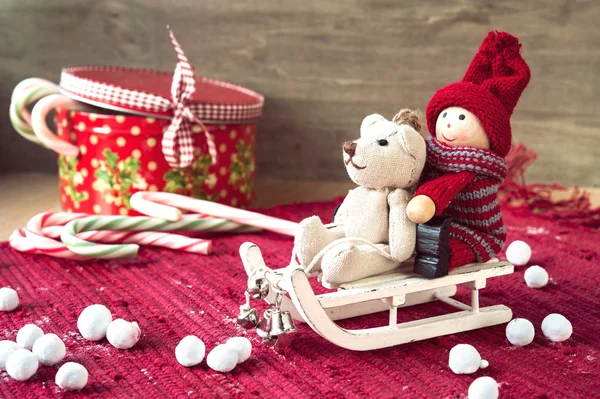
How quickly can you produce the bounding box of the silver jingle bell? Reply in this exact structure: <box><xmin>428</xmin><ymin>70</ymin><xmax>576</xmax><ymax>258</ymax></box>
<box><xmin>247</xmin><ymin>277</ymin><xmax>270</xmax><ymax>299</ymax></box>
<box><xmin>236</xmin><ymin>304</ymin><xmax>259</xmax><ymax>328</ymax></box>
<box><xmin>256</xmin><ymin>309</ymin><xmax>273</xmax><ymax>339</ymax></box>
<box><xmin>267</xmin><ymin>310</ymin><xmax>298</xmax><ymax>337</ymax></box>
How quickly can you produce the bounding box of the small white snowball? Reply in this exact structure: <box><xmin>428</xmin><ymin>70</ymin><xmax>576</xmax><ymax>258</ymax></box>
<box><xmin>32</xmin><ymin>333</ymin><xmax>66</xmax><ymax>366</ymax></box>
<box><xmin>541</xmin><ymin>313</ymin><xmax>573</xmax><ymax>342</ymax></box>
<box><xmin>55</xmin><ymin>362</ymin><xmax>88</xmax><ymax>391</ymax></box>
<box><xmin>468</xmin><ymin>376</ymin><xmax>499</xmax><ymax>399</ymax></box>
<box><xmin>6</xmin><ymin>349</ymin><xmax>39</xmax><ymax>381</ymax></box>
<box><xmin>505</xmin><ymin>240</ymin><xmax>532</xmax><ymax>266</ymax></box>
<box><xmin>16</xmin><ymin>324</ymin><xmax>44</xmax><ymax>350</ymax></box>
<box><xmin>206</xmin><ymin>344</ymin><xmax>238</xmax><ymax>373</ymax></box>
<box><xmin>175</xmin><ymin>336</ymin><xmax>206</xmax><ymax>367</ymax></box>
<box><xmin>505</xmin><ymin>318</ymin><xmax>535</xmax><ymax>346</ymax></box>
<box><xmin>77</xmin><ymin>304</ymin><xmax>113</xmax><ymax>341</ymax></box>
<box><xmin>524</xmin><ymin>265</ymin><xmax>549</xmax><ymax>288</ymax></box>
<box><xmin>479</xmin><ymin>359</ymin><xmax>489</xmax><ymax>369</ymax></box>
<box><xmin>449</xmin><ymin>344</ymin><xmax>486</xmax><ymax>374</ymax></box>
<box><xmin>0</xmin><ymin>340</ymin><xmax>20</xmax><ymax>370</ymax></box>
<box><xmin>0</xmin><ymin>287</ymin><xmax>19</xmax><ymax>312</ymax></box>
<box><xmin>106</xmin><ymin>319</ymin><xmax>141</xmax><ymax>349</ymax></box>
<box><xmin>225</xmin><ymin>337</ymin><xmax>252</xmax><ymax>364</ymax></box>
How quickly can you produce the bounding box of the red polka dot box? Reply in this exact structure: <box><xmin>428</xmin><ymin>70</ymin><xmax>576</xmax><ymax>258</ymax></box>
<box><xmin>10</xmin><ymin>34</ymin><xmax>264</xmax><ymax>216</ymax></box>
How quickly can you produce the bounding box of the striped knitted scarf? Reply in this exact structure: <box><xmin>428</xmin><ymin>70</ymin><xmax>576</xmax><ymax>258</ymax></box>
<box><xmin>423</xmin><ymin>138</ymin><xmax>508</xmax><ymax>263</ymax></box>
<box><xmin>425</xmin><ymin>138</ymin><xmax>508</xmax><ymax>182</ymax></box>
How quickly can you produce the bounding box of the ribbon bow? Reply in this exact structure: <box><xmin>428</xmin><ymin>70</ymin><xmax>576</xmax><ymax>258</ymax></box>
<box><xmin>162</xmin><ymin>28</ymin><xmax>217</xmax><ymax>169</ymax></box>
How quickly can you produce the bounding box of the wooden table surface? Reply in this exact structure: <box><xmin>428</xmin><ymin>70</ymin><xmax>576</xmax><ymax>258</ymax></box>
<box><xmin>0</xmin><ymin>173</ymin><xmax>598</xmax><ymax>240</ymax></box>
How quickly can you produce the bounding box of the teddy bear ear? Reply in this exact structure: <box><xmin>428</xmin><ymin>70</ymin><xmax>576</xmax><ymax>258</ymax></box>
<box><xmin>392</xmin><ymin>109</ymin><xmax>427</xmax><ymax>138</ymax></box>
<box><xmin>360</xmin><ymin>114</ymin><xmax>386</xmax><ymax>136</ymax></box>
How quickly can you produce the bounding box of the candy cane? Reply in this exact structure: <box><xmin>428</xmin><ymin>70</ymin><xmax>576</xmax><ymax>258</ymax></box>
<box><xmin>10</xmin><ymin>228</ymin><xmax>87</xmax><ymax>260</ymax></box>
<box><xmin>60</xmin><ymin>213</ymin><xmax>262</xmax><ymax>258</ymax></box>
<box><xmin>9</xmin><ymin>78</ymin><xmax>60</xmax><ymax>145</ymax></box>
<box><xmin>31</xmin><ymin>94</ymin><xmax>81</xmax><ymax>157</ymax></box>
<box><xmin>12</xmin><ymin>225</ymin><xmax>214</xmax><ymax>259</ymax></box>
<box><xmin>27</xmin><ymin>213</ymin><xmax>216</xmax><ymax>257</ymax></box>
<box><xmin>130</xmin><ymin>192</ymin><xmax>299</xmax><ymax>236</ymax></box>
<box><xmin>13</xmin><ymin>211</ymin><xmax>259</xmax><ymax>259</ymax></box>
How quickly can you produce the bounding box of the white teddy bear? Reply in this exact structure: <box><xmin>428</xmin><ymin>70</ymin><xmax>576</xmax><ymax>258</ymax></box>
<box><xmin>293</xmin><ymin>109</ymin><xmax>427</xmax><ymax>284</ymax></box>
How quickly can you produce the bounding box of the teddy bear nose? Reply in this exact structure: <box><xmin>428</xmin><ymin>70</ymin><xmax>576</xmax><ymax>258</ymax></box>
<box><xmin>343</xmin><ymin>142</ymin><xmax>356</xmax><ymax>157</ymax></box>
<box><xmin>447</xmin><ymin>123</ymin><xmax>451</xmax><ymax>128</ymax></box>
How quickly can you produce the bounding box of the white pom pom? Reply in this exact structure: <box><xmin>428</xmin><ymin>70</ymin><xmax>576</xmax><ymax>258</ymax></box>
<box><xmin>106</xmin><ymin>319</ymin><xmax>141</xmax><ymax>349</ymax></box>
<box><xmin>16</xmin><ymin>324</ymin><xmax>44</xmax><ymax>350</ymax></box>
<box><xmin>77</xmin><ymin>304</ymin><xmax>113</xmax><ymax>341</ymax></box>
<box><xmin>32</xmin><ymin>333</ymin><xmax>66</xmax><ymax>366</ymax></box>
<box><xmin>524</xmin><ymin>265</ymin><xmax>549</xmax><ymax>288</ymax></box>
<box><xmin>448</xmin><ymin>344</ymin><xmax>486</xmax><ymax>374</ymax></box>
<box><xmin>479</xmin><ymin>359</ymin><xmax>489</xmax><ymax>369</ymax></box>
<box><xmin>541</xmin><ymin>313</ymin><xmax>572</xmax><ymax>342</ymax></box>
<box><xmin>175</xmin><ymin>336</ymin><xmax>206</xmax><ymax>367</ymax></box>
<box><xmin>6</xmin><ymin>349</ymin><xmax>39</xmax><ymax>381</ymax></box>
<box><xmin>468</xmin><ymin>376</ymin><xmax>499</xmax><ymax>399</ymax></box>
<box><xmin>206</xmin><ymin>344</ymin><xmax>238</xmax><ymax>373</ymax></box>
<box><xmin>505</xmin><ymin>240</ymin><xmax>531</xmax><ymax>266</ymax></box>
<box><xmin>0</xmin><ymin>287</ymin><xmax>19</xmax><ymax>312</ymax></box>
<box><xmin>55</xmin><ymin>362</ymin><xmax>88</xmax><ymax>390</ymax></box>
<box><xmin>506</xmin><ymin>318</ymin><xmax>535</xmax><ymax>346</ymax></box>
<box><xmin>225</xmin><ymin>337</ymin><xmax>252</xmax><ymax>364</ymax></box>
<box><xmin>0</xmin><ymin>340</ymin><xmax>20</xmax><ymax>370</ymax></box>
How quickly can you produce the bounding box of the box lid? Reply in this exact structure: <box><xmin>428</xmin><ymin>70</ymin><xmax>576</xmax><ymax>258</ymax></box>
<box><xmin>59</xmin><ymin>66</ymin><xmax>264</xmax><ymax>123</ymax></box>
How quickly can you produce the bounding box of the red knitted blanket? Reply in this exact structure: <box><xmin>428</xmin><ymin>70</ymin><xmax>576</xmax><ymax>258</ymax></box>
<box><xmin>1</xmin><ymin>200</ymin><xmax>598</xmax><ymax>398</ymax></box>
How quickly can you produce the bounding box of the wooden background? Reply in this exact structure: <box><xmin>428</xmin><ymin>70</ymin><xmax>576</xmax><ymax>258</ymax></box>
<box><xmin>0</xmin><ymin>0</ymin><xmax>598</xmax><ymax>187</ymax></box>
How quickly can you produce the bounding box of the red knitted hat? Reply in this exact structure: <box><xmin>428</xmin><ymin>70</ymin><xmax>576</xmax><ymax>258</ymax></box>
<box><xmin>426</xmin><ymin>31</ymin><xmax>531</xmax><ymax>157</ymax></box>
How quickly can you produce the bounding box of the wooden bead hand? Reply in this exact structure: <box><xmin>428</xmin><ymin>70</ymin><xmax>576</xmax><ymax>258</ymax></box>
<box><xmin>406</xmin><ymin>195</ymin><xmax>436</xmax><ymax>224</ymax></box>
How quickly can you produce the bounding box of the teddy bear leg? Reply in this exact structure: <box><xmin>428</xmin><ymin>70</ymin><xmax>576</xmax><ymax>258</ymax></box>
<box><xmin>321</xmin><ymin>243</ymin><xmax>400</xmax><ymax>285</ymax></box>
<box><xmin>293</xmin><ymin>215</ymin><xmax>345</xmax><ymax>271</ymax></box>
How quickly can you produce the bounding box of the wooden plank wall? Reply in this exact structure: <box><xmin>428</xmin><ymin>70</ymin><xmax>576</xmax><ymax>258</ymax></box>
<box><xmin>1</xmin><ymin>0</ymin><xmax>598</xmax><ymax>187</ymax></box>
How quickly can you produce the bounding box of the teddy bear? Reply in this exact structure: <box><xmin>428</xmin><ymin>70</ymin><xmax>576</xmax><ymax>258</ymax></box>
<box><xmin>293</xmin><ymin>109</ymin><xmax>427</xmax><ymax>284</ymax></box>
<box><xmin>406</xmin><ymin>31</ymin><xmax>531</xmax><ymax>278</ymax></box>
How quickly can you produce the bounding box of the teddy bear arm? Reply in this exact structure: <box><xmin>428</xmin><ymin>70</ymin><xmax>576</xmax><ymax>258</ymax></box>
<box><xmin>332</xmin><ymin>197</ymin><xmax>348</xmax><ymax>225</ymax></box>
<box><xmin>388</xmin><ymin>189</ymin><xmax>417</xmax><ymax>262</ymax></box>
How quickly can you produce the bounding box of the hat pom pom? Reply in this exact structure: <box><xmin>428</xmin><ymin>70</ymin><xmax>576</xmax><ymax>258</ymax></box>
<box><xmin>479</xmin><ymin>31</ymin><xmax>522</xmax><ymax>60</ymax></box>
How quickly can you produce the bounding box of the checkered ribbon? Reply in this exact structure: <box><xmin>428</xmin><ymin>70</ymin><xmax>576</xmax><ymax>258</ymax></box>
<box><xmin>162</xmin><ymin>28</ymin><xmax>217</xmax><ymax>168</ymax></box>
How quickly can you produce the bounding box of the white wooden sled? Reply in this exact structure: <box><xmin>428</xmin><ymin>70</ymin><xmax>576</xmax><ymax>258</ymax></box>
<box><xmin>239</xmin><ymin>242</ymin><xmax>513</xmax><ymax>351</ymax></box>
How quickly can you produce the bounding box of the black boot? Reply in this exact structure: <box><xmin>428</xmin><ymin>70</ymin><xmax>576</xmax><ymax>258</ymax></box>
<box><xmin>413</xmin><ymin>217</ymin><xmax>452</xmax><ymax>279</ymax></box>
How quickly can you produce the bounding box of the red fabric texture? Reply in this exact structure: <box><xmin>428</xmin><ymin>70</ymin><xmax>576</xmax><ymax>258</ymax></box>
<box><xmin>1</xmin><ymin>200</ymin><xmax>599</xmax><ymax>398</ymax></box>
<box><xmin>449</xmin><ymin>239</ymin><xmax>477</xmax><ymax>269</ymax></box>
<box><xmin>416</xmin><ymin>138</ymin><xmax>508</xmax><ymax>265</ymax></box>
<box><xmin>426</xmin><ymin>31</ymin><xmax>531</xmax><ymax>157</ymax></box>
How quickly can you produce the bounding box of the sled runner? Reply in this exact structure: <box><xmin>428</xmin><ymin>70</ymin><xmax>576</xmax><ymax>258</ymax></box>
<box><xmin>237</xmin><ymin>242</ymin><xmax>513</xmax><ymax>351</ymax></box>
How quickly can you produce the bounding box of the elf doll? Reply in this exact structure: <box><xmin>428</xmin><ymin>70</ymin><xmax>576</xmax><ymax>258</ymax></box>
<box><xmin>406</xmin><ymin>31</ymin><xmax>531</xmax><ymax>278</ymax></box>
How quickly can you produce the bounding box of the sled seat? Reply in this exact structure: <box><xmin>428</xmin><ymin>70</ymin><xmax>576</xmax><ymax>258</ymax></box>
<box><xmin>316</xmin><ymin>261</ymin><xmax>511</xmax><ymax>310</ymax></box>
<box><xmin>281</xmin><ymin>261</ymin><xmax>514</xmax><ymax>350</ymax></box>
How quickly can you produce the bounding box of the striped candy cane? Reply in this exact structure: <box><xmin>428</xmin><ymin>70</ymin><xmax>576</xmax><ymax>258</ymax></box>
<box><xmin>11</xmin><ymin>212</ymin><xmax>260</xmax><ymax>260</ymax></box>
<box><xmin>130</xmin><ymin>191</ymin><xmax>299</xmax><ymax>236</ymax></box>
<box><xmin>9</xmin><ymin>78</ymin><xmax>60</xmax><ymax>144</ymax></box>
<box><xmin>61</xmin><ymin>214</ymin><xmax>260</xmax><ymax>258</ymax></box>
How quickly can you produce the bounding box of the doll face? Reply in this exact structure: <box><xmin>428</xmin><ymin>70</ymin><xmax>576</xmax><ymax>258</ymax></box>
<box><xmin>435</xmin><ymin>107</ymin><xmax>490</xmax><ymax>149</ymax></box>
